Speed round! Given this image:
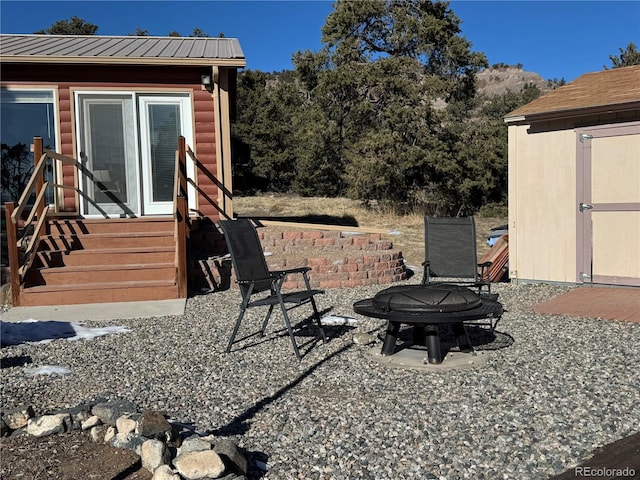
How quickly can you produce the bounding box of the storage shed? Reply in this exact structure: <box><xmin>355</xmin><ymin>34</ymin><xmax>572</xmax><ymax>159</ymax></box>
<box><xmin>505</xmin><ymin>65</ymin><xmax>640</xmax><ymax>287</ymax></box>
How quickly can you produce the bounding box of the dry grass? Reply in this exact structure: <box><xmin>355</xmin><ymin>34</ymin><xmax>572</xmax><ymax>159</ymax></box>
<box><xmin>233</xmin><ymin>194</ymin><xmax>507</xmax><ymax>268</ymax></box>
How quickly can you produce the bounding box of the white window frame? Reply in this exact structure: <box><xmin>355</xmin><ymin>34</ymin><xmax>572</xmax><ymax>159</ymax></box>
<box><xmin>74</xmin><ymin>90</ymin><xmax>195</xmax><ymax>217</ymax></box>
<box><xmin>138</xmin><ymin>94</ymin><xmax>195</xmax><ymax>215</ymax></box>
<box><xmin>1</xmin><ymin>87</ymin><xmax>60</xmax><ymax>206</ymax></box>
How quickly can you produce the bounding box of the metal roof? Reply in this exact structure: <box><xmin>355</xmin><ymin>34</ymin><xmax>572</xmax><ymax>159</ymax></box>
<box><xmin>505</xmin><ymin>65</ymin><xmax>640</xmax><ymax>122</ymax></box>
<box><xmin>0</xmin><ymin>34</ymin><xmax>246</xmax><ymax>67</ymax></box>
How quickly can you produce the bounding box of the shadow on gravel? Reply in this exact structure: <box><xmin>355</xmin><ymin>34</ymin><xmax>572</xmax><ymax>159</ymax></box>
<box><xmin>211</xmin><ymin>342</ymin><xmax>354</xmax><ymax>478</ymax></box>
<box><xmin>210</xmin><ymin>343</ymin><xmax>353</xmax><ymax>438</ymax></box>
<box><xmin>227</xmin><ymin>307</ymin><xmax>357</xmax><ymax>359</ymax></box>
<box><xmin>1</xmin><ymin>355</ymin><xmax>32</xmax><ymax>368</ymax></box>
<box><xmin>390</xmin><ymin>323</ymin><xmax>515</xmax><ymax>353</ymax></box>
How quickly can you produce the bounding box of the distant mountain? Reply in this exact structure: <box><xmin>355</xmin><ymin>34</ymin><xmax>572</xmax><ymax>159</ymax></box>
<box><xmin>265</xmin><ymin>66</ymin><xmax>562</xmax><ymax>97</ymax></box>
<box><xmin>476</xmin><ymin>66</ymin><xmax>561</xmax><ymax>96</ymax></box>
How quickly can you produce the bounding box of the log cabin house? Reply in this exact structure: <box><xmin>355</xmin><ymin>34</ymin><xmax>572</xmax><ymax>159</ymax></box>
<box><xmin>1</xmin><ymin>34</ymin><xmax>245</xmax><ymax>306</ymax></box>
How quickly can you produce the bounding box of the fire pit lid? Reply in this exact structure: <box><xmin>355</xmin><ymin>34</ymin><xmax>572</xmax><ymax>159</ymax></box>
<box><xmin>372</xmin><ymin>285</ymin><xmax>481</xmax><ymax>313</ymax></box>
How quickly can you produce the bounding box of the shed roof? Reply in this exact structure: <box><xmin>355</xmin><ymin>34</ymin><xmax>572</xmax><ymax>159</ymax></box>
<box><xmin>505</xmin><ymin>64</ymin><xmax>640</xmax><ymax>123</ymax></box>
<box><xmin>0</xmin><ymin>34</ymin><xmax>245</xmax><ymax>67</ymax></box>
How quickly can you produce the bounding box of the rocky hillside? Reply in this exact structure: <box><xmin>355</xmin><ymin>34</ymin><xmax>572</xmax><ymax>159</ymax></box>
<box><xmin>476</xmin><ymin>66</ymin><xmax>558</xmax><ymax>96</ymax></box>
<box><xmin>267</xmin><ymin>66</ymin><xmax>560</xmax><ymax>98</ymax></box>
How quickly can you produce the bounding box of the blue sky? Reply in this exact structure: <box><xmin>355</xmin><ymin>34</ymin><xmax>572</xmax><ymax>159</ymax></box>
<box><xmin>1</xmin><ymin>1</ymin><xmax>638</xmax><ymax>82</ymax></box>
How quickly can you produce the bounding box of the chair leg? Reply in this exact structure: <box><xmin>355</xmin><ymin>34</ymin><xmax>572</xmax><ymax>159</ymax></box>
<box><xmin>300</xmin><ymin>272</ymin><xmax>326</xmax><ymax>343</ymax></box>
<box><xmin>226</xmin><ymin>308</ymin><xmax>247</xmax><ymax>353</ymax></box>
<box><xmin>309</xmin><ymin>296</ymin><xmax>326</xmax><ymax>343</ymax></box>
<box><xmin>261</xmin><ymin>304</ymin><xmax>275</xmax><ymax>336</ymax></box>
<box><xmin>278</xmin><ymin>300</ymin><xmax>302</xmax><ymax>360</ymax></box>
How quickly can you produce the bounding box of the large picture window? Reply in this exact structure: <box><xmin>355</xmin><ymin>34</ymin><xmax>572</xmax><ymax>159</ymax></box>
<box><xmin>0</xmin><ymin>89</ymin><xmax>56</xmax><ymax>203</ymax></box>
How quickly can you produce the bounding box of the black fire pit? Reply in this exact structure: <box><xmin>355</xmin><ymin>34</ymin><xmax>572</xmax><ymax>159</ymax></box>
<box><xmin>353</xmin><ymin>285</ymin><xmax>503</xmax><ymax>364</ymax></box>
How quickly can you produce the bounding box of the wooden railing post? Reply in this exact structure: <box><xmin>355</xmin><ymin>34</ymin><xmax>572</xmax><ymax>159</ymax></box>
<box><xmin>177</xmin><ymin>136</ymin><xmax>188</xmax><ymax>199</ymax></box>
<box><xmin>175</xmin><ymin>137</ymin><xmax>188</xmax><ymax>298</ymax></box>
<box><xmin>33</xmin><ymin>137</ymin><xmax>45</xmax><ymax>223</ymax></box>
<box><xmin>4</xmin><ymin>202</ymin><xmax>20</xmax><ymax>306</ymax></box>
<box><xmin>176</xmin><ymin>196</ymin><xmax>188</xmax><ymax>298</ymax></box>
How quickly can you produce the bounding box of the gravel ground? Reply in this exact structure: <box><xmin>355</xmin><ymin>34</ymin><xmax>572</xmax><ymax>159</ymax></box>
<box><xmin>1</xmin><ymin>280</ymin><xmax>639</xmax><ymax>480</ymax></box>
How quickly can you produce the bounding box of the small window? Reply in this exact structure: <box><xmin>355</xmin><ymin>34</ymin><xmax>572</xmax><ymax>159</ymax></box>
<box><xmin>1</xmin><ymin>89</ymin><xmax>56</xmax><ymax>203</ymax></box>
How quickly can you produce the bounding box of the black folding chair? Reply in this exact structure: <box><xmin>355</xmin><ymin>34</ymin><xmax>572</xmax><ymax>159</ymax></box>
<box><xmin>218</xmin><ymin>219</ymin><xmax>326</xmax><ymax>359</ymax></box>
<box><xmin>422</xmin><ymin>217</ymin><xmax>499</xmax><ymax>328</ymax></box>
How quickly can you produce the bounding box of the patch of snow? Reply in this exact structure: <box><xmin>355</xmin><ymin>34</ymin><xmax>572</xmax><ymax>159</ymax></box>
<box><xmin>320</xmin><ymin>315</ymin><xmax>358</xmax><ymax>326</ymax></box>
<box><xmin>24</xmin><ymin>365</ymin><xmax>72</xmax><ymax>376</ymax></box>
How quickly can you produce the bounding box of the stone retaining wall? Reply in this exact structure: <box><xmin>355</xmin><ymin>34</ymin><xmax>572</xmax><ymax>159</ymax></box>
<box><xmin>189</xmin><ymin>224</ymin><xmax>409</xmax><ymax>292</ymax></box>
<box><xmin>258</xmin><ymin>229</ymin><xmax>407</xmax><ymax>289</ymax></box>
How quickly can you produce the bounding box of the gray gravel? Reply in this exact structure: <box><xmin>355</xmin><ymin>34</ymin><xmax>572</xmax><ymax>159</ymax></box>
<box><xmin>1</xmin><ymin>280</ymin><xmax>639</xmax><ymax>479</ymax></box>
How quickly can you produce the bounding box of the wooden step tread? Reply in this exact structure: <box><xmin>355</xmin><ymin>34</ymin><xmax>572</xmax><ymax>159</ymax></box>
<box><xmin>46</xmin><ymin>231</ymin><xmax>173</xmax><ymax>238</ymax></box>
<box><xmin>34</xmin><ymin>263</ymin><xmax>175</xmax><ymax>273</ymax></box>
<box><xmin>39</xmin><ymin>245</ymin><xmax>175</xmax><ymax>255</ymax></box>
<box><xmin>24</xmin><ymin>279</ymin><xmax>176</xmax><ymax>293</ymax></box>
<box><xmin>48</xmin><ymin>217</ymin><xmax>173</xmax><ymax>224</ymax></box>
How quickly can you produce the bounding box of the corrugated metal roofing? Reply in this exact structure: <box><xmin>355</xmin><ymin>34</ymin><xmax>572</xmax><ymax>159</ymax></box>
<box><xmin>505</xmin><ymin>65</ymin><xmax>640</xmax><ymax>121</ymax></box>
<box><xmin>0</xmin><ymin>34</ymin><xmax>245</xmax><ymax>67</ymax></box>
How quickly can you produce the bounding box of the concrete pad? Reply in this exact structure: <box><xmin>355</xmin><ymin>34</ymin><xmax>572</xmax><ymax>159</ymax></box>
<box><xmin>366</xmin><ymin>345</ymin><xmax>490</xmax><ymax>371</ymax></box>
<box><xmin>1</xmin><ymin>298</ymin><xmax>186</xmax><ymax>322</ymax></box>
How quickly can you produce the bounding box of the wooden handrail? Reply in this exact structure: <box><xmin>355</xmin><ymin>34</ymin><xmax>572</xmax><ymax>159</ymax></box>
<box><xmin>11</xmin><ymin>152</ymin><xmax>47</xmax><ymax>225</ymax></box>
<box><xmin>185</xmin><ymin>177</ymin><xmax>230</xmax><ymax>219</ymax></box>
<box><xmin>21</xmin><ymin>181</ymin><xmax>49</xmax><ymax>227</ymax></box>
<box><xmin>183</xmin><ymin>145</ymin><xmax>232</xmax><ymax>220</ymax></box>
<box><xmin>19</xmin><ymin>204</ymin><xmax>50</xmax><ymax>277</ymax></box>
<box><xmin>186</xmin><ymin>145</ymin><xmax>233</xmax><ymax>208</ymax></box>
<box><xmin>5</xmin><ymin>136</ymin><xmax>81</xmax><ymax>306</ymax></box>
<box><xmin>43</xmin><ymin>149</ymin><xmax>78</xmax><ymax>164</ymax></box>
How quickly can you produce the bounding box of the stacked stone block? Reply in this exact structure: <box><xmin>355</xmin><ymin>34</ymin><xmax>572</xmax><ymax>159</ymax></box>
<box><xmin>256</xmin><ymin>228</ymin><xmax>408</xmax><ymax>289</ymax></box>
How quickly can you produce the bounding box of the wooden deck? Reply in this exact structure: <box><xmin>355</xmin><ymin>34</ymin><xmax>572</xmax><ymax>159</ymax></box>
<box><xmin>533</xmin><ymin>286</ymin><xmax>640</xmax><ymax>323</ymax></box>
<box><xmin>535</xmin><ymin>287</ymin><xmax>640</xmax><ymax>478</ymax></box>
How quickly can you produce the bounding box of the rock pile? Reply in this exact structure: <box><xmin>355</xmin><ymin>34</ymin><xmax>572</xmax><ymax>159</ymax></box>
<box><xmin>1</xmin><ymin>399</ymin><xmax>248</xmax><ymax>480</ymax></box>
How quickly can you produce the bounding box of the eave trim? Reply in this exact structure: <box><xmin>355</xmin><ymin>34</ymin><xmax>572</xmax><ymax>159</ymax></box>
<box><xmin>0</xmin><ymin>55</ymin><xmax>247</xmax><ymax>68</ymax></box>
<box><xmin>504</xmin><ymin>101</ymin><xmax>640</xmax><ymax>124</ymax></box>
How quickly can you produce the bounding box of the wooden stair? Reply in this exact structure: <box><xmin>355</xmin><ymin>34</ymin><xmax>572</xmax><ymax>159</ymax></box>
<box><xmin>18</xmin><ymin>217</ymin><xmax>180</xmax><ymax>306</ymax></box>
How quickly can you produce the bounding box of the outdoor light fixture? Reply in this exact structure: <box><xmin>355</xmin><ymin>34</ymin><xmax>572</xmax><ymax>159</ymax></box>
<box><xmin>201</xmin><ymin>74</ymin><xmax>212</xmax><ymax>86</ymax></box>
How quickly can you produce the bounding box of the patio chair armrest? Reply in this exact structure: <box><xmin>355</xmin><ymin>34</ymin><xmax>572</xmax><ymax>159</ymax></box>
<box><xmin>478</xmin><ymin>261</ymin><xmax>492</xmax><ymax>282</ymax></box>
<box><xmin>474</xmin><ymin>261</ymin><xmax>493</xmax><ymax>292</ymax></box>
<box><xmin>271</xmin><ymin>266</ymin><xmax>315</xmax><ymax>290</ymax></box>
<box><xmin>236</xmin><ymin>275</ymin><xmax>282</xmax><ymax>286</ymax></box>
<box><xmin>271</xmin><ymin>266</ymin><xmax>311</xmax><ymax>276</ymax></box>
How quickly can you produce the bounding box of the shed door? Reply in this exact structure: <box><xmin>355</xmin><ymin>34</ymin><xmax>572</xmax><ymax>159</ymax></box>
<box><xmin>577</xmin><ymin>122</ymin><xmax>640</xmax><ymax>286</ymax></box>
